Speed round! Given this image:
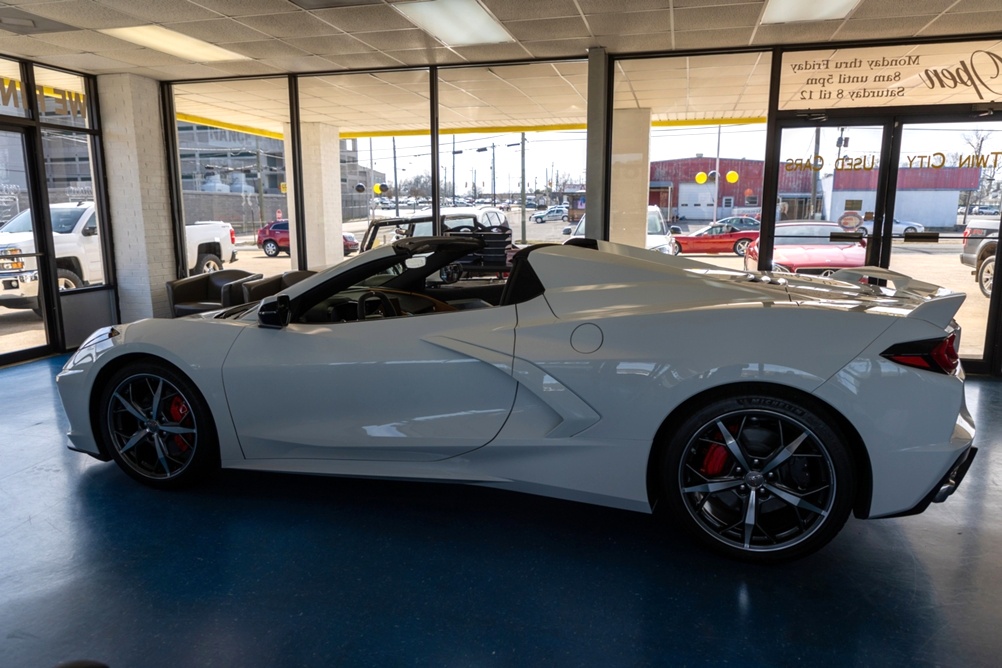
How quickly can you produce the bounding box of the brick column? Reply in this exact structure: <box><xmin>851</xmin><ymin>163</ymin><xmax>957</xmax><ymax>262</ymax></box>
<box><xmin>96</xmin><ymin>73</ymin><xmax>174</xmax><ymax>321</ymax></box>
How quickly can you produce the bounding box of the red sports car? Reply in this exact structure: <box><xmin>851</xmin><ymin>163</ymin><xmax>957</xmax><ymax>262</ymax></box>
<box><xmin>674</xmin><ymin>218</ymin><xmax>760</xmax><ymax>256</ymax></box>
<box><xmin>744</xmin><ymin>221</ymin><xmax>866</xmax><ymax>275</ymax></box>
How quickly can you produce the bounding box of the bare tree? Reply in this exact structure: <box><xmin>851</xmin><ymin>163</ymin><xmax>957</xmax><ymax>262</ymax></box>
<box><xmin>961</xmin><ymin>130</ymin><xmax>995</xmax><ymax>227</ymax></box>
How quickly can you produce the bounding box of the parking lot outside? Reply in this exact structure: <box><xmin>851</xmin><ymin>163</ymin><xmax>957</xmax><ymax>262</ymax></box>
<box><xmin>1</xmin><ymin>209</ymin><xmax>992</xmax><ymax>358</ymax></box>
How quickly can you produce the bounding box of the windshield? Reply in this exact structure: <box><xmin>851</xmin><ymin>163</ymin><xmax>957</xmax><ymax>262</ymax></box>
<box><xmin>647</xmin><ymin>210</ymin><xmax>665</xmax><ymax>234</ymax></box>
<box><xmin>0</xmin><ymin>207</ymin><xmax>86</xmax><ymax>234</ymax></box>
<box><xmin>775</xmin><ymin>225</ymin><xmax>848</xmax><ymax>245</ymax></box>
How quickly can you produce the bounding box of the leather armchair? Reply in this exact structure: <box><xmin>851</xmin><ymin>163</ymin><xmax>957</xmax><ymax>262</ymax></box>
<box><xmin>166</xmin><ymin>269</ymin><xmax>262</xmax><ymax>317</ymax></box>
<box><xmin>242</xmin><ymin>270</ymin><xmax>315</xmax><ymax>302</ymax></box>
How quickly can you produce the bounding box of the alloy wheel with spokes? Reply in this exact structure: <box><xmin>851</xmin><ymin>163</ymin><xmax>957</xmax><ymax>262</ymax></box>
<box><xmin>664</xmin><ymin>394</ymin><xmax>854</xmax><ymax>561</ymax></box>
<box><xmin>99</xmin><ymin>362</ymin><xmax>217</xmax><ymax>488</ymax></box>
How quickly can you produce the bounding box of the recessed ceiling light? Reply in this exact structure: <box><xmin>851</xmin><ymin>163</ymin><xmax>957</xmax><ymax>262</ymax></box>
<box><xmin>394</xmin><ymin>0</ymin><xmax>514</xmax><ymax>47</ymax></box>
<box><xmin>99</xmin><ymin>26</ymin><xmax>250</xmax><ymax>63</ymax></box>
<box><xmin>761</xmin><ymin>0</ymin><xmax>862</xmax><ymax>24</ymax></box>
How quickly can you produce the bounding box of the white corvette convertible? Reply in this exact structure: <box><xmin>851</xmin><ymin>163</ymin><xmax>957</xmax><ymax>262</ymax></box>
<box><xmin>57</xmin><ymin>237</ymin><xmax>976</xmax><ymax>561</ymax></box>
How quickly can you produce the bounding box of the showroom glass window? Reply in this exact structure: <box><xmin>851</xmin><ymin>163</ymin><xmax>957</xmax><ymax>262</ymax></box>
<box><xmin>172</xmin><ymin>78</ymin><xmax>292</xmax><ymax>279</ymax></box>
<box><xmin>0</xmin><ymin>58</ymin><xmax>28</xmax><ymax>119</ymax></box>
<box><xmin>298</xmin><ymin>70</ymin><xmax>431</xmax><ymax>267</ymax></box>
<box><xmin>35</xmin><ymin>68</ymin><xmax>105</xmax><ymax>289</ymax></box>
<box><xmin>437</xmin><ymin>62</ymin><xmax>588</xmax><ymax>244</ymax></box>
<box><xmin>611</xmin><ymin>53</ymin><xmax>771</xmax><ymax>261</ymax></box>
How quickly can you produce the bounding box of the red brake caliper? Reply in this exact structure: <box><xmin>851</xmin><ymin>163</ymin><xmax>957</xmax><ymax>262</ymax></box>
<box><xmin>168</xmin><ymin>396</ymin><xmax>191</xmax><ymax>452</ymax></box>
<box><xmin>700</xmin><ymin>425</ymin><xmax>733</xmax><ymax>476</ymax></box>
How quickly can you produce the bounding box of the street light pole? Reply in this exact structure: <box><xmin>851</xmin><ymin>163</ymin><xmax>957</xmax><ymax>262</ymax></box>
<box><xmin>520</xmin><ymin>132</ymin><xmax>526</xmax><ymax>243</ymax></box>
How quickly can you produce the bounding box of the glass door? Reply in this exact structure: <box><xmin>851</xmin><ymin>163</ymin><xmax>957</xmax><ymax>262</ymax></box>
<box><xmin>0</xmin><ymin>128</ymin><xmax>48</xmax><ymax>361</ymax></box>
<box><xmin>888</xmin><ymin>121</ymin><xmax>1002</xmax><ymax>364</ymax></box>
<box><xmin>752</xmin><ymin>122</ymin><xmax>889</xmax><ymax>276</ymax></box>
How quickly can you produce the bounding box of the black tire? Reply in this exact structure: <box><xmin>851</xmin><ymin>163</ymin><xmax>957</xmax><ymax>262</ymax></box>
<box><xmin>903</xmin><ymin>227</ymin><xmax>917</xmax><ymax>234</ymax></box>
<box><xmin>194</xmin><ymin>253</ymin><xmax>222</xmax><ymax>274</ymax></box>
<box><xmin>98</xmin><ymin>360</ymin><xmax>218</xmax><ymax>489</ymax></box>
<box><xmin>561</xmin><ymin>215</ymin><xmax>568</xmax><ymax>221</ymax></box>
<box><xmin>262</xmin><ymin>239</ymin><xmax>280</xmax><ymax>257</ymax></box>
<box><xmin>978</xmin><ymin>256</ymin><xmax>994</xmax><ymax>298</ymax></box>
<box><xmin>662</xmin><ymin>391</ymin><xmax>854</xmax><ymax>562</ymax></box>
<box><xmin>56</xmin><ymin>268</ymin><xmax>83</xmax><ymax>290</ymax></box>
<box><xmin>733</xmin><ymin>238</ymin><xmax>752</xmax><ymax>256</ymax></box>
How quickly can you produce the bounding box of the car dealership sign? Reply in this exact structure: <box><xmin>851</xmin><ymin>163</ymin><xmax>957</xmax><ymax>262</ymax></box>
<box><xmin>780</xmin><ymin>40</ymin><xmax>1002</xmax><ymax>110</ymax></box>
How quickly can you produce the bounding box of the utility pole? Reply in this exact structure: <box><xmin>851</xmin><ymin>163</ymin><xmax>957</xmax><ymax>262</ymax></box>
<box><xmin>810</xmin><ymin>125</ymin><xmax>821</xmax><ymax>219</ymax></box>
<box><xmin>520</xmin><ymin>132</ymin><xmax>526</xmax><ymax>243</ymax></box>
<box><xmin>491</xmin><ymin>143</ymin><xmax>496</xmax><ymax>206</ymax></box>
<box><xmin>392</xmin><ymin>136</ymin><xmax>399</xmax><ymax>216</ymax></box>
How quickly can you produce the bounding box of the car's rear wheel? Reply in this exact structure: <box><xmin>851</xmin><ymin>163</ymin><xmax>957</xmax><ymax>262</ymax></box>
<box><xmin>98</xmin><ymin>361</ymin><xmax>218</xmax><ymax>489</ymax></box>
<box><xmin>733</xmin><ymin>238</ymin><xmax>752</xmax><ymax>256</ymax></box>
<box><xmin>978</xmin><ymin>256</ymin><xmax>994</xmax><ymax>298</ymax></box>
<box><xmin>662</xmin><ymin>393</ymin><xmax>854</xmax><ymax>561</ymax></box>
<box><xmin>262</xmin><ymin>239</ymin><xmax>280</xmax><ymax>257</ymax></box>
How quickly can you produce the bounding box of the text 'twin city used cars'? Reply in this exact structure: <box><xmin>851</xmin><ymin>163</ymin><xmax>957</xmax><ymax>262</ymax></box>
<box><xmin>57</xmin><ymin>237</ymin><xmax>976</xmax><ymax>562</ymax></box>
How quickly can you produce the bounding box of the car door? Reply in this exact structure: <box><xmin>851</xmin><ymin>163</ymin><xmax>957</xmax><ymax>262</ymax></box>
<box><xmin>78</xmin><ymin>211</ymin><xmax>104</xmax><ymax>284</ymax></box>
<box><xmin>222</xmin><ymin>306</ymin><xmax>518</xmax><ymax>462</ymax></box>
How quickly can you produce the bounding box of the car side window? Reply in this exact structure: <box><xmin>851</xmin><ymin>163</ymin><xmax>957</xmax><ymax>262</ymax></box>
<box><xmin>276</xmin><ymin>222</ymin><xmax>288</xmax><ymax>231</ymax></box>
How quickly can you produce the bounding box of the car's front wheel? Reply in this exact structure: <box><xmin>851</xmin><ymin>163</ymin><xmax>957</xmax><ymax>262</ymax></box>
<box><xmin>662</xmin><ymin>392</ymin><xmax>854</xmax><ymax>561</ymax></box>
<box><xmin>98</xmin><ymin>361</ymin><xmax>218</xmax><ymax>489</ymax></box>
<box><xmin>978</xmin><ymin>256</ymin><xmax>994</xmax><ymax>298</ymax></box>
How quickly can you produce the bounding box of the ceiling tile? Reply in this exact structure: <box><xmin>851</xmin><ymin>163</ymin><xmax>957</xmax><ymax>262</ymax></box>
<box><xmin>752</xmin><ymin>21</ymin><xmax>842</xmax><ymax>45</ymax></box>
<box><xmin>677</xmin><ymin>27</ymin><xmax>756</xmax><ymax>50</ymax></box>
<box><xmin>18</xmin><ymin>0</ymin><xmax>141</xmax><ymax>30</ymax></box>
<box><xmin>186</xmin><ymin>0</ymin><xmax>300</xmax><ymax>16</ymax></box>
<box><xmin>0</xmin><ymin>34</ymin><xmax>75</xmax><ymax>56</ymax></box>
<box><xmin>259</xmin><ymin>54</ymin><xmax>342</xmax><ymax>72</ymax></box>
<box><xmin>35</xmin><ymin>51</ymin><xmax>136</xmax><ymax>70</ymax></box>
<box><xmin>149</xmin><ymin>62</ymin><xmax>242</xmax><ymax>79</ymax></box>
<box><xmin>579</xmin><ymin>0</ymin><xmax>674</xmax><ymax>12</ymax></box>
<box><xmin>381</xmin><ymin>48</ymin><xmax>466</xmax><ymax>65</ymax></box>
<box><xmin>672</xmin><ymin>0</ymin><xmax>764</xmax><ymax>7</ymax></box>
<box><xmin>675</xmin><ymin>5</ymin><xmax>762</xmax><ymax>30</ymax></box>
<box><xmin>236</xmin><ymin>11</ymin><xmax>343</xmax><ymax>38</ymax></box>
<box><xmin>920</xmin><ymin>10</ymin><xmax>1002</xmax><ymax>35</ymax></box>
<box><xmin>503</xmin><ymin>17</ymin><xmax>591</xmax><ymax>41</ymax></box>
<box><xmin>479</xmin><ymin>0</ymin><xmax>580</xmax><ymax>21</ymax></box>
<box><xmin>164</xmin><ymin>19</ymin><xmax>270</xmax><ymax>44</ymax></box>
<box><xmin>312</xmin><ymin>5</ymin><xmax>415</xmax><ymax>32</ymax></box>
<box><xmin>836</xmin><ymin>17</ymin><xmax>933</xmax><ymax>40</ymax></box>
<box><xmin>953</xmin><ymin>0</ymin><xmax>1002</xmax><ymax>11</ymax></box>
<box><xmin>99</xmin><ymin>48</ymin><xmax>190</xmax><ymax>67</ymax></box>
<box><xmin>451</xmin><ymin>42</ymin><xmax>533</xmax><ymax>61</ymax></box>
<box><xmin>32</xmin><ymin>28</ymin><xmax>137</xmax><ymax>51</ymax></box>
<box><xmin>322</xmin><ymin>51</ymin><xmax>406</xmax><ymax>69</ymax></box>
<box><xmin>225</xmin><ymin>39</ymin><xmax>310</xmax><ymax>59</ymax></box>
<box><xmin>850</xmin><ymin>0</ymin><xmax>954</xmax><ymax>19</ymax></box>
<box><xmin>354</xmin><ymin>29</ymin><xmax>441</xmax><ymax>51</ymax></box>
<box><xmin>597</xmin><ymin>33</ymin><xmax>675</xmax><ymax>53</ymax></box>
<box><xmin>93</xmin><ymin>0</ymin><xmax>219</xmax><ymax>23</ymax></box>
<box><xmin>282</xmin><ymin>34</ymin><xmax>375</xmax><ymax>55</ymax></box>
<box><xmin>588</xmin><ymin>11</ymin><xmax>673</xmax><ymax>37</ymax></box>
<box><xmin>522</xmin><ymin>38</ymin><xmax>597</xmax><ymax>59</ymax></box>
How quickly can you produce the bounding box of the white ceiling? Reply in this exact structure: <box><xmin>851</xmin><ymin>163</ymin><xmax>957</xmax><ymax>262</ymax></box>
<box><xmin>2</xmin><ymin>0</ymin><xmax>999</xmax><ymax>134</ymax></box>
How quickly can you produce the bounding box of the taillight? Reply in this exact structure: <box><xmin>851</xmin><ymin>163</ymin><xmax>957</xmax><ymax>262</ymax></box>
<box><xmin>230</xmin><ymin>228</ymin><xmax>236</xmax><ymax>244</ymax></box>
<box><xmin>881</xmin><ymin>333</ymin><xmax>959</xmax><ymax>374</ymax></box>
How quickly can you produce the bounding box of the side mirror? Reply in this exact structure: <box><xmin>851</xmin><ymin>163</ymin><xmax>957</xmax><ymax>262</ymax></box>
<box><xmin>562</xmin><ymin>226</ymin><xmax>571</xmax><ymax>235</ymax></box>
<box><xmin>82</xmin><ymin>225</ymin><xmax>98</xmax><ymax>237</ymax></box>
<box><xmin>670</xmin><ymin>225</ymin><xmax>682</xmax><ymax>235</ymax></box>
<box><xmin>258</xmin><ymin>294</ymin><xmax>291</xmax><ymax>329</ymax></box>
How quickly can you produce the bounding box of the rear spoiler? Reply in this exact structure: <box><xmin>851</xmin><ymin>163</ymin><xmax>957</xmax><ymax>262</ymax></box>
<box><xmin>831</xmin><ymin>266</ymin><xmax>966</xmax><ymax>329</ymax></box>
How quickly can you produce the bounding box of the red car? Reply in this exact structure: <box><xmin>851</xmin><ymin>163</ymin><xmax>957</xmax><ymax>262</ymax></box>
<box><xmin>674</xmin><ymin>218</ymin><xmax>760</xmax><ymax>256</ymax></box>
<box><xmin>257</xmin><ymin>219</ymin><xmax>360</xmax><ymax>257</ymax></box>
<box><xmin>744</xmin><ymin>221</ymin><xmax>866</xmax><ymax>275</ymax></box>
<box><xmin>257</xmin><ymin>219</ymin><xmax>290</xmax><ymax>257</ymax></box>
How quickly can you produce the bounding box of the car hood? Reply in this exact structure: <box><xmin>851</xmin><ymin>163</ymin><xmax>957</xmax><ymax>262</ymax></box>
<box><xmin>530</xmin><ymin>241</ymin><xmax>964</xmax><ymax>330</ymax></box>
<box><xmin>0</xmin><ymin>231</ymin><xmax>33</xmax><ymax>249</ymax></box>
<box><xmin>772</xmin><ymin>244</ymin><xmax>865</xmax><ymax>266</ymax></box>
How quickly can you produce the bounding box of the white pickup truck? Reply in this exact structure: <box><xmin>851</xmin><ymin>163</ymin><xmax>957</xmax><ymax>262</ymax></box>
<box><xmin>0</xmin><ymin>201</ymin><xmax>237</xmax><ymax>313</ymax></box>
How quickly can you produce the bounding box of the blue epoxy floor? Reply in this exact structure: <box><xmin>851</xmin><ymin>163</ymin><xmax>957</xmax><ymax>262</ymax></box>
<box><xmin>1</xmin><ymin>356</ymin><xmax>1000</xmax><ymax>667</ymax></box>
